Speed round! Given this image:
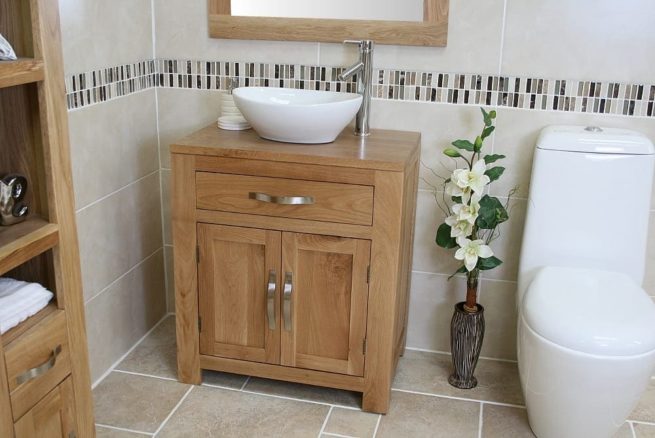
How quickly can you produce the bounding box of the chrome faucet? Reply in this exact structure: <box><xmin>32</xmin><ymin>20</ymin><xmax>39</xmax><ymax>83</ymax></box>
<box><xmin>337</xmin><ymin>40</ymin><xmax>374</xmax><ymax>136</ymax></box>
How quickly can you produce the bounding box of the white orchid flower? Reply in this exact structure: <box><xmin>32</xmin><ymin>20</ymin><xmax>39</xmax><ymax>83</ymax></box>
<box><xmin>445</xmin><ymin>214</ymin><xmax>474</xmax><ymax>238</ymax></box>
<box><xmin>455</xmin><ymin>238</ymin><xmax>494</xmax><ymax>271</ymax></box>
<box><xmin>451</xmin><ymin>194</ymin><xmax>481</xmax><ymax>224</ymax></box>
<box><xmin>452</xmin><ymin>160</ymin><xmax>490</xmax><ymax>194</ymax></box>
<box><xmin>445</xmin><ymin>181</ymin><xmax>471</xmax><ymax>203</ymax></box>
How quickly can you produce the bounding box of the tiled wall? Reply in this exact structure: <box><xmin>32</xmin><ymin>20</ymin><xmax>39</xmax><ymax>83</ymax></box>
<box><xmin>59</xmin><ymin>0</ymin><xmax>655</xmax><ymax>369</ymax></box>
<box><xmin>58</xmin><ymin>0</ymin><xmax>167</xmax><ymax>383</ymax></box>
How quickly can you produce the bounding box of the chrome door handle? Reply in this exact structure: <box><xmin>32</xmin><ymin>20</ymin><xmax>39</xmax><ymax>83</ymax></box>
<box><xmin>249</xmin><ymin>192</ymin><xmax>314</xmax><ymax>205</ymax></box>
<box><xmin>283</xmin><ymin>272</ymin><xmax>293</xmax><ymax>331</ymax></box>
<box><xmin>16</xmin><ymin>344</ymin><xmax>62</xmax><ymax>385</ymax></box>
<box><xmin>267</xmin><ymin>270</ymin><xmax>277</xmax><ymax>330</ymax></box>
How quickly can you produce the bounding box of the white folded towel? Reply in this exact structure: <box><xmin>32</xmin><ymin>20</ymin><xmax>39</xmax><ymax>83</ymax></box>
<box><xmin>0</xmin><ymin>277</ymin><xmax>54</xmax><ymax>334</ymax></box>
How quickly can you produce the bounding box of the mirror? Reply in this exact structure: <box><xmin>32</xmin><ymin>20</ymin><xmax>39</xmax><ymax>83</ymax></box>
<box><xmin>208</xmin><ymin>0</ymin><xmax>449</xmax><ymax>47</ymax></box>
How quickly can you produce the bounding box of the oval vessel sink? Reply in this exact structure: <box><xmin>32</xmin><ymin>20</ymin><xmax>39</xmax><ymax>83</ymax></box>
<box><xmin>233</xmin><ymin>87</ymin><xmax>362</xmax><ymax>144</ymax></box>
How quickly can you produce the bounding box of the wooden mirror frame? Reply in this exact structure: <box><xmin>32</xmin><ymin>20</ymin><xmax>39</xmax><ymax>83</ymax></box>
<box><xmin>208</xmin><ymin>0</ymin><xmax>449</xmax><ymax>47</ymax></box>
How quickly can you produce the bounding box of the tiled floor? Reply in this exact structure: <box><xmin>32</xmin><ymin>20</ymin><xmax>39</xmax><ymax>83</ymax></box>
<box><xmin>93</xmin><ymin>316</ymin><xmax>655</xmax><ymax>437</ymax></box>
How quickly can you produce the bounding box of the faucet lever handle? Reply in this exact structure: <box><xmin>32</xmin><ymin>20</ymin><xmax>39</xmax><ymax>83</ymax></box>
<box><xmin>343</xmin><ymin>40</ymin><xmax>374</xmax><ymax>51</ymax></box>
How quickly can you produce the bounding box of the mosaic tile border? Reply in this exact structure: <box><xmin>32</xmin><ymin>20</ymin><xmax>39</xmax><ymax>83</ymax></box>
<box><xmin>66</xmin><ymin>59</ymin><xmax>655</xmax><ymax>118</ymax></box>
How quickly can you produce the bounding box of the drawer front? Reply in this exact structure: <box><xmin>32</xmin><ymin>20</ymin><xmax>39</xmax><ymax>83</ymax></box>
<box><xmin>196</xmin><ymin>172</ymin><xmax>374</xmax><ymax>226</ymax></box>
<box><xmin>5</xmin><ymin>310</ymin><xmax>71</xmax><ymax>421</ymax></box>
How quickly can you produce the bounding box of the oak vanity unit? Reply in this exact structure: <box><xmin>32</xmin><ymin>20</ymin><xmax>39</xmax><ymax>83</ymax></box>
<box><xmin>172</xmin><ymin>126</ymin><xmax>419</xmax><ymax>413</ymax></box>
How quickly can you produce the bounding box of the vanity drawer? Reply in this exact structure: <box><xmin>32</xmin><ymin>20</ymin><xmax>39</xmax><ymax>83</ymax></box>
<box><xmin>196</xmin><ymin>172</ymin><xmax>374</xmax><ymax>225</ymax></box>
<box><xmin>4</xmin><ymin>310</ymin><xmax>71</xmax><ymax>421</ymax></box>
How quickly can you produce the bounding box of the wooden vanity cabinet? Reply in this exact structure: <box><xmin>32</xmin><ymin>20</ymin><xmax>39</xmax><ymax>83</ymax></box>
<box><xmin>172</xmin><ymin>127</ymin><xmax>420</xmax><ymax>413</ymax></box>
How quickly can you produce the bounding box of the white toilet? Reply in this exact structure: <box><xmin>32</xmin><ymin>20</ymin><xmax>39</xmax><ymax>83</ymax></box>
<box><xmin>517</xmin><ymin>125</ymin><xmax>655</xmax><ymax>438</ymax></box>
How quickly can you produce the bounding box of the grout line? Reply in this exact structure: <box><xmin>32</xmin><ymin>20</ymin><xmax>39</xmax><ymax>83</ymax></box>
<box><xmin>239</xmin><ymin>376</ymin><xmax>251</xmax><ymax>391</ymax></box>
<box><xmin>322</xmin><ymin>433</ymin><xmax>357</xmax><ymax>438</ymax></box>
<box><xmin>478</xmin><ymin>402</ymin><xmax>484</xmax><ymax>438</ymax></box>
<box><xmin>404</xmin><ymin>346</ymin><xmax>518</xmax><ymax>364</ymax></box>
<box><xmin>75</xmin><ymin>169</ymin><xmax>159</xmax><ymax>214</ymax></box>
<box><xmin>96</xmin><ymin>423</ymin><xmax>153</xmax><ymax>436</ymax></box>
<box><xmin>84</xmin><ymin>247</ymin><xmax>164</xmax><ymax>305</ymax></box>
<box><xmin>317</xmin><ymin>405</ymin><xmax>334</xmax><ymax>437</ymax></box>
<box><xmin>153</xmin><ymin>89</ymin><xmax>169</xmax><ymax>313</ymax></box>
<box><xmin>91</xmin><ymin>313</ymin><xmax>171</xmax><ymax>388</ymax></box>
<box><xmin>497</xmin><ymin>0</ymin><xmax>508</xmax><ymax>76</ymax></box>
<box><xmin>372</xmin><ymin>414</ymin><xmax>382</xmax><ymax>438</ymax></box>
<box><xmin>153</xmin><ymin>385</ymin><xmax>195</xmax><ymax>437</ymax></box>
<box><xmin>391</xmin><ymin>387</ymin><xmax>525</xmax><ymax>409</ymax></box>
<box><xmin>409</xmin><ymin>268</ymin><xmax>520</xmax><ymax>286</ymax></box>
<box><xmin>240</xmin><ymin>387</ymin><xmax>358</xmax><ymax>410</ymax></box>
<box><xmin>629</xmin><ymin>421</ymin><xmax>637</xmax><ymax>438</ymax></box>
<box><xmin>630</xmin><ymin>420</ymin><xmax>655</xmax><ymax>426</ymax></box>
<box><xmin>112</xmin><ymin>369</ymin><xmax>177</xmax><ymax>382</ymax></box>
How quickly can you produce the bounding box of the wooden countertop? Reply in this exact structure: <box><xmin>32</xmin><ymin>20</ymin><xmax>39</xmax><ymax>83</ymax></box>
<box><xmin>171</xmin><ymin>125</ymin><xmax>421</xmax><ymax>172</ymax></box>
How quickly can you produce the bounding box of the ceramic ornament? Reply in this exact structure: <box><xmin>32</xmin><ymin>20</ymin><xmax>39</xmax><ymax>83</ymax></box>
<box><xmin>0</xmin><ymin>34</ymin><xmax>17</xmax><ymax>61</ymax></box>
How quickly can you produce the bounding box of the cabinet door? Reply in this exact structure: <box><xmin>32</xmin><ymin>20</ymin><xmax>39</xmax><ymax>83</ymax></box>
<box><xmin>14</xmin><ymin>377</ymin><xmax>76</xmax><ymax>438</ymax></box>
<box><xmin>198</xmin><ymin>224</ymin><xmax>281</xmax><ymax>364</ymax></box>
<box><xmin>281</xmin><ymin>233</ymin><xmax>370</xmax><ymax>376</ymax></box>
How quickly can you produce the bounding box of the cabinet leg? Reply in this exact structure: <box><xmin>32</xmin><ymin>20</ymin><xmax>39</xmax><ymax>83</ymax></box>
<box><xmin>362</xmin><ymin>388</ymin><xmax>391</xmax><ymax>414</ymax></box>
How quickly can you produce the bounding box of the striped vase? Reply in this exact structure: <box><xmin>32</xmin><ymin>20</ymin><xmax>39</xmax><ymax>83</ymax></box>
<box><xmin>448</xmin><ymin>302</ymin><xmax>485</xmax><ymax>389</ymax></box>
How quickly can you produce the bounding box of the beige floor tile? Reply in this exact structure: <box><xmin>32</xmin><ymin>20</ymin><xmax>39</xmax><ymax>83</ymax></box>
<box><xmin>634</xmin><ymin>422</ymin><xmax>655</xmax><ymax>437</ymax></box>
<box><xmin>115</xmin><ymin>316</ymin><xmax>177</xmax><ymax>379</ymax></box>
<box><xmin>157</xmin><ymin>385</ymin><xmax>329</xmax><ymax>437</ymax></box>
<box><xmin>393</xmin><ymin>350</ymin><xmax>524</xmax><ymax>405</ymax></box>
<box><xmin>615</xmin><ymin>422</ymin><xmax>637</xmax><ymax>438</ymax></box>
<box><xmin>324</xmin><ymin>407</ymin><xmax>379</xmax><ymax>438</ymax></box>
<box><xmin>377</xmin><ymin>391</ymin><xmax>480</xmax><ymax>438</ymax></box>
<box><xmin>481</xmin><ymin>404</ymin><xmax>534</xmax><ymax>437</ymax></box>
<box><xmin>95</xmin><ymin>425</ymin><xmax>149</xmax><ymax>437</ymax></box>
<box><xmin>631</xmin><ymin>380</ymin><xmax>655</xmax><ymax>423</ymax></box>
<box><xmin>244</xmin><ymin>377</ymin><xmax>361</xmax><ymax>408</ymax></box>
<box><xmin>93</xmin><ymin>372</ymin><xmax>190</xmax><ymax>433</ymax></box>
<box><xmin>202</xmin><ymin>369</ymin><xmax>249</xmax><ymax>389</ymax></box>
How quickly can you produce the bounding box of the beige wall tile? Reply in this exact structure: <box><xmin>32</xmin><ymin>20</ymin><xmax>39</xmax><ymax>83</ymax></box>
<box><xmin>319</xmin><ymin>0</ymin><xmax>504</xmax><ymax>73</ymax></box>
<box><xmin>153</xmin><ymin>0</ymin><xmax>318</xmax><ymax>63</ymax></box>
<box><xmin>165</xmin><ymin>245</ymin><xmax>175</xmax><ymax>313</ymax></box>
<box><xmin>480</xmin><ymin>280</ymin><xmax>518</xmax><ymax>361</ymax></box>
<box><xmin>94</xmin><ymin>372</ymin><xmax>189</xmax><ymax>433</ymax></box>
<box><xmin>59</xmin><ymin>0</ymin><xmax>153</xmax><ymax>75</ymax></box>
<box><xmin>377</xmin><ymin>391</ymin><xmax>479</xmax><ymax>438</ymax></box>
<box><xmin>158</xmin><ymin>386</ymin><xmax>329</xmax><ymax>437</ymax></box>
<box><xmin>85</xmin><ymin>250</ymin><xmax>166</xmax><ymax>382</ymax></box>
<box><xmin>406</xmin><ymin>272</ymin><xmax>466</xmax><ymax>352</ymax></box>
<box><xmin>394</xmin><ymin>350</ymin><xmax>524</xmax><ymax>406</ymax></box>
<box><xmin>77</xmin><ymin>172</ymin><xmax>163</xmax><ymax>301</ymax></box>
<box><xmin>484</xmin><ymin>198</ymin><xmax>527</xmax><ymax>283</ymax></box>
<box><xmin>481</xmin><ymin>404</ymin><xmax>534</xmax><ymax>437</ymax></box>
<box><xmin>161</xmin><ymin>170</ymin><xmax>171</xmax><ymax>244</ymax></box>
<box><xmin>324</xmin><ymin>408</ymin><xmax>379</xmax><ymax>438</ymax></box>
<box><xmin>156</xmin><ymin>88</ymin><xmax>223</xmax><ymax>169</ymax></box>
<box><xmin>501</xmin><ymin>0</ymin><xmax>655</xmax><ymax>83</ymax></box>
<box><xmin>69</xmin><ymin>90</ymin><xmax>159</xmax><ymax>209</ymax></box>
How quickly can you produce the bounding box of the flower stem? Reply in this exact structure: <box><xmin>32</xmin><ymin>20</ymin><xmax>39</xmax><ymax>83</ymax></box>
<box><xmin>465</xmin><ymin>269</ymin><xmax>479</xmax><ymax>312</ymax></box>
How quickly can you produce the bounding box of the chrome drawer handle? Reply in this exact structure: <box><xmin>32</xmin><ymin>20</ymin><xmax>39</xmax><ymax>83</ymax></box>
<box><xmin>267</xmin><ymin>270</ymin><xmax>277</xmax><ymax>330</ymax></box>
<box><xmin>249</xmin><ymin>192</ymin><xmax>314</xmax><ymax>205</ymax></box>
<box><xmin>16</xmin><ymin>344</ymin><xmax>62</xmax><ymax>385</ymax></box>
<box><xmin>283</xmin><ymin>272</ymin><xmax>293</xmax><ymax>331</ymax></box>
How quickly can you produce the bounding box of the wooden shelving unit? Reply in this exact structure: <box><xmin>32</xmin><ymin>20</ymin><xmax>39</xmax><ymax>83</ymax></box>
<box><xmin>0</xmin><ymin>0</ymin><xmax>95</xmax><ymax>436</ymax></box>
<box><xmin>0</xmin><ymin>59</ymin><xmax>44</xmax><ymax>89</ymax></box>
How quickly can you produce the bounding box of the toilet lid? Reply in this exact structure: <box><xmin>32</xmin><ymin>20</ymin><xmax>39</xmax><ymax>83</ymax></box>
<box><xmin>523</xmin><ymin>266</ymin><xmax>655</xmax><ymax>356</ymax></box>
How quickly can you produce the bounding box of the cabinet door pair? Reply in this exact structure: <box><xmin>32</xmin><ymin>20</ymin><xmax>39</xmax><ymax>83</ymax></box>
<box><xmin>197</xmin><ymin>224</ymin><xmax>370</xmax><ymax>377</ymax></box>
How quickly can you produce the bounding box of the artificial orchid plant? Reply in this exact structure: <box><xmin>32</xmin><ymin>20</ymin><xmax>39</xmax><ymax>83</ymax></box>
<box><xmin>428</xmin><ymin>108</ymin><xmax>513</xmax><ymax>313</ymax></box>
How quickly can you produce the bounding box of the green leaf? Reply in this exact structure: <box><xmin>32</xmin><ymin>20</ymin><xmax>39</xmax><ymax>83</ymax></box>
<box><xmin>483</xmin><ymin>154</ymin><xmax>506</xmax><ymax>164</ymax></box>
<box><xmin>476</xmin><ymin>195</ymin><xmax>509</xmax><ymax>229</ymax></box>
<box><xmin>485</xmin><ymin>166</ymin><xmax>505</xmax><ymax>183</ymax></box>
<box><xmin>480</xmin><ymin>107</ymin><xmax>492</xmax><ymax>127</ymax></box>
<box><xmin>436</xmin><ymin>223</ymin><xmax>458</xmax><ymax>249</ymax></box>
<box><xmin>443</xmin><ymin>148</ymin><xmax>462</xmax><ymax>158</ymax></box>
<box><xmin>474</xmin><ymin>136</ymin><xmax>483</xmax><ymax>152</ymax></box>
<box><xmin>481</xmin><ymin>126</ymin><xmax>495</xmax><ymax>140</ymax></box>
<box><xmin>448</xmin><ymin>265</ymin><xmax>468</xmax><ymax>280</ymax></box>
<box><xmin>451</xmin><ymin>139</ymin><xmax>475</xmax><ymax>152</ymax></box>
<box><xmin>477</xmin><ymin>256</ymin><xmax>503</xmax><ymax>271</ymax></box>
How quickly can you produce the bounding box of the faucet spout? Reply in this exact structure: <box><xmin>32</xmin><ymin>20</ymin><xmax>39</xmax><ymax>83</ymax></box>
<box><xmin>340</xmin><ymin>40</ymin><xmax>374</xmax><ymax>137</ymax></box>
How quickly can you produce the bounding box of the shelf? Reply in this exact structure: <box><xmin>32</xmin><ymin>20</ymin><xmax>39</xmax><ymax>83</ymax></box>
<box><xmin>0</xmin><ymin>58</ymin><xmax>45</xmax><ymax>89</ymax></box>
<box><xmin>0</xmin><ymin>218</ymin><xmax>59</xmax><ymax>276</ymax></box>
<box><xmin>1</xmin><ymin>302</ymin><xmax>59</xmax><ymax>347</ymax></box>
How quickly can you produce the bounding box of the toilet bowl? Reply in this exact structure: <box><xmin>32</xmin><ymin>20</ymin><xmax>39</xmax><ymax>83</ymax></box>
<box><xmin>519</xmin><ymin>267</ymin><xmax>655</xmax><ymax>438</ymax></box>
<box><xmin>517</xmin><ymin>125</ymin><xmax>655</xmax><ymax>438</ymax></box>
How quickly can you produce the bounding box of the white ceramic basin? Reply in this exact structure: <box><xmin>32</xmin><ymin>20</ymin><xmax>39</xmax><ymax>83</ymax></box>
<box><xmin>232</xmin><ymin>87</ymin><xmax>362</xmax><ymax>144</ymax></box>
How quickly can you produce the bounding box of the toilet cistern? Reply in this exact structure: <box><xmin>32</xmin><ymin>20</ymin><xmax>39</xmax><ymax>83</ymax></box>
<box><xmin>338</xmin><ymin>40</ymin><xmax>374</xmax><ymax>136</ymax></box>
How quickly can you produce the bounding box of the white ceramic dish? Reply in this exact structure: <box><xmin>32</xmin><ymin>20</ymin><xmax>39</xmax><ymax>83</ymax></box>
<box><xmin>232</xmin><ymin>87</ymin><xmax>362</xmax><ymax>144</ymax></box>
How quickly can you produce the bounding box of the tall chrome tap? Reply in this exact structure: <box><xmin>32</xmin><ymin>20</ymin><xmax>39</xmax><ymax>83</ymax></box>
<box><xmin>337</xmin><ymin>40</ymin><xmax>374</xmax><ymax>136</ymax></box>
